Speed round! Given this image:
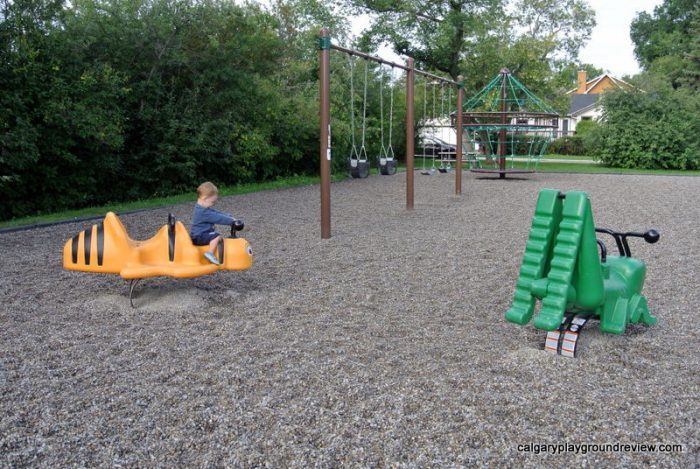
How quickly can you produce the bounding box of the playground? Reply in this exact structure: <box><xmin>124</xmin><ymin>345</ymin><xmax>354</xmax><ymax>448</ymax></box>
<box><xmin>0</xmin><ymin>171</ymin><xmax>697</xmax><ymax>466</ymax></box>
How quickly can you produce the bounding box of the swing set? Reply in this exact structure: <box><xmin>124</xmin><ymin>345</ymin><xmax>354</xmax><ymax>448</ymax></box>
<box><xmin>346</xmin><ymin>56</ymin><xmax>399</xmax><ymax>178</ymax></box>
<box><xmin>418</xmin><ymin>80</ymin><xmax>458</xmax><ymax>175</ymax></box>
<box><xmin>318</xmin><ymin>28</ymin><xmax>463</xmax><ymax>239</ymax></box>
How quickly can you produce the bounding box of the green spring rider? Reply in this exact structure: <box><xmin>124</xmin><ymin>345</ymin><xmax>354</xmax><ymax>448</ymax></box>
<box><xmin>505</xmin><ymin>189</ymin><xmax>660</xmax><ymax>336</ymax></box>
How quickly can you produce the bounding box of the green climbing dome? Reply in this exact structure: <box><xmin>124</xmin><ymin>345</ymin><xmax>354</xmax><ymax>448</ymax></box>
<box><xmin>460</xmin><ymin>68</ymin><xmax>559</xmax><ymax>177</ymax></box>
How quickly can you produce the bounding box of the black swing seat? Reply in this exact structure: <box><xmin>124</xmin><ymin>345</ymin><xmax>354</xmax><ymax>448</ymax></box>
<box><xmin>379</xmin><ymin>158</ymin><xmax>397</xmax><ymax>175</ymax></box>
<box><xmin>350</xmin><ymin>158</ymin><xmax>370</xmax><ymax>178</ymax></box>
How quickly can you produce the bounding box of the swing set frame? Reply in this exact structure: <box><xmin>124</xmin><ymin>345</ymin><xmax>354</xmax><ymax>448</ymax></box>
<box><xmin>319</xmin><ymin>28</ymin><xmax>464</xmax><ymax>239</ymax></box>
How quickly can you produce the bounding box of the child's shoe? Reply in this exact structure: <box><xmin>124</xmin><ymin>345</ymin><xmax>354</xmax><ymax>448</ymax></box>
<box><xmin>204</xmin><ymin>252</ymin><xmax>220</xmax><ymax>265</ymax></box>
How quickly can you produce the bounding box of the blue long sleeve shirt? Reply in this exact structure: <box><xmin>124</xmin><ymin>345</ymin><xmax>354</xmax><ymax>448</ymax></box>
<box><xmin>190</xmin><ymin>204</ymin><xmax>235</xmax><ymax>239</ymax></box>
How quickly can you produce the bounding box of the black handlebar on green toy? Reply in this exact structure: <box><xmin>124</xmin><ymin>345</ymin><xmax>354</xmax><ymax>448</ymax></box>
<box><xmin>595</xmin><ymin>228</ymin><xmax>659</xmax><ymax>261</ymax></box>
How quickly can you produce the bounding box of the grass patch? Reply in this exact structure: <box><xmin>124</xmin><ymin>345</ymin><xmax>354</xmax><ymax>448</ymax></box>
<box><xmin>541</xmin><ymin>154</ymin><xmax>597</xmax><ymax>161</ymax></box>
<box><xmin>377</xmin><ymin>158</ymin><xmax>700</xmax><ymax>175</ymax></box>
<box><xmin>0</xmin><ymin>175</ymin><xmax>345</xmax><ymax>229</ymax></box>
<box><xmin>3</xmin><ymin>162</ymin><xmax>698</xmax><ymax>230</ymax></box>
<box><xmin>529</xmin><ymin>161</ymin><xmax>700</xmax><ymax>175</ymax></box>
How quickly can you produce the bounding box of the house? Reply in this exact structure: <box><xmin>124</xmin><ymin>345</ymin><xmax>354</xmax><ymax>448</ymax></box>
<box><xmin>558</xmin><ymin>71</ymin><xmax>634</xmax><ymax>136</ymax></box>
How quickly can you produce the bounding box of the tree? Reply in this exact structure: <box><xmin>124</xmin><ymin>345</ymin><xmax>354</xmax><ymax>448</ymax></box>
<box><xmin>1</xmin><ymin>0</ymin><xmax>335</xmax><ymax>220</ymax></box>
<box><xmin>347</xmin><ymin>0</ymin><xmax>504</xmax><ymax>80</ymax></box>
<box><xmin>587</xmin><ymin>0</ymin><xmax>700</xmax><ymax>171</ymax></box>
<box><xmin>1</xmin><ymin>0</ymin><xmax>129</xmax><ymax>217</ymax></box>
<box><xmin>681</xmin><ymin>4</ymin><xmax>700</xmax><ymax>90</ymax></box>
<box><xmin>346</xmin><ymin>0</ymin><xmax>594</xmax><ymax>83</ymax></box>
<box><xmin>630</xmin><ymin>0</ymin><xmax>698</xmax><ymax>89</ymax></box>
<box><xmin>511</xmin><ymin>0</ymin><xmax>596</xmax><ymax>64</ymax></box>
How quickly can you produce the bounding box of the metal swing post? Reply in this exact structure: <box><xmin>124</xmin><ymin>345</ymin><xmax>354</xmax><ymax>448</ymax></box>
<box><xmin>498</xmin><ymin>69</ymin><xmax>507</xmax><ymax>178</ymax></box>
<box><xmin>406</xmin><ymin>57</ymin><xmax>415</xmax><ymax>210</ymax></box>
<box><xmin>319</xmin><ymin>28</ymin><xmax>331</xmax><ymax>239</ymax></box>
<box><xmin>456</xmin><ymin>75</ymin><xmax>464</xmax><ymax>195</ymax></box>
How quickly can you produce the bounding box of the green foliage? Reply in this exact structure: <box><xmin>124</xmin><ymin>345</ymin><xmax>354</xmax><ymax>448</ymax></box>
<box><xmin>592</xmin><ymin>1</ymin><xmax>699</xmax><ymax>170</ymax></box>
<box><xmin>588</xmin><ymin>88</ymin><xmax>699</xmax><ymax>170</ymax></box>
<box><xmin>0</xmin><ymin>0</ymin><xmax>129</xmax><ymax>217</ymax></box>
<box><xmin>349</xmin><ymin>0</ymin><xmax>595</xmax><ymax>90</ymax></box>
<box><xmin>574</xmin><ymin>119</ymin><xmax>597</xmax><ymax>136</ymax></box>
<box><xmin>681</xmin><ymin>5</ymin><xmax>700</xmax><ymax>91</ymax></box>
<box><xmin>0</xmin><ymin>0</ymin><xmax>346</xmax><ymax>220</ymax></box>
<box><xmin>630</xmin><ymin>0</ymin><xmax>699</xmax><ymax>89</ymax></box>
<box><xmin>631</xmin><ymin>0</ymin><xmax>696</xmax><ymax>67</ymax></box>
<box><xmin>549</xmin><ymin>136</ymin><xmax>585</xmax><ymax>156</ymax></box>
<box><xmin>509</xmin><ymin>134</ymin><xmax>550</xmax><ymax>157</ymax></box>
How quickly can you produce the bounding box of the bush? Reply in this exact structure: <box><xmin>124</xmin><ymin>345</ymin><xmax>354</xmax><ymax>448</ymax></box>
<box><xmin>575</xmin><ymin>119</ymin><xmax>598</xmax><ymax>136</ymax></box>
<box><xmin>473</xmin><ymin>133</ymin><xmax>551</xmax><ymax>157</ymax></box>
<box><xmin>588</xmin><ymin>88</ymin><xmax>699</xmax><ymax>170</ymax></box>
<box><xmin>0</xmin><ymin>0</ymin><xmax>314</xmax><ymax>220</ymax></box>
<box><xmin>549</xmin><ymin>135</ymin><xmax>586</xmax><ymax>155</ymax></box>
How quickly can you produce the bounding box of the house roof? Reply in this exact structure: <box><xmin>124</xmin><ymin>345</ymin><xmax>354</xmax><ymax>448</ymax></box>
<box><xmin>562</xmin><ymin>72</ymin><xmax>639</xmax><ymax>117</ymax></box>
<box><xmin>566</xmin><ymin>74</ymin><xmax>634</xmax><ymax>95</ymax></box>
<box><xmin>569</xmin><ymin>94</ymin><xmax>598</xmax><ymax>115</ymax></box>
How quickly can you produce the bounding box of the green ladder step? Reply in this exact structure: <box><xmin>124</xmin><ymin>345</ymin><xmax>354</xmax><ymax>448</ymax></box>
<box><xmin>533</xmin><ymin>192</ymin><xmax>588</xmax><ymax>330</ymax></box>
<box><xmin>505</xmin><ymin>189</ymin><xmax>561</xmax><ymax>325</ymax></box>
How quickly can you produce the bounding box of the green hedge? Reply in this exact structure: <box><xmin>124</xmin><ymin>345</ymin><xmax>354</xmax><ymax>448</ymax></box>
<box><xmin>574</xmin><ymin>119</ymin><xmax>598</xmax><ymax>136</ymax></box>
<box><xmin>0</xmin><ymin>0</ymin><xmax>323</xmax><ymax>220</ymax></box>
<box><xmin>588</xmin><ymin>89</ymin><xmax>699</xmax><ymax>170</ymax></box>
<box><xmin>549</xmin><ymin>135</ymin><xmax>587</xmax><ymax>155</ymax></box>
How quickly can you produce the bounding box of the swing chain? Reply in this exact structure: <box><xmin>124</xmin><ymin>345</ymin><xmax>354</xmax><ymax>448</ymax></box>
<box><xmin>379</xmin><ymin>68</ymin><xmax>387</xmax><ymax>161</ymax></box>
<box><xmin>348</xmin><ymin>55</ymin><xmax>359</xmax><ymax>161</ymax></box>
<box><xmin>359</xmin><ymin>58</ymin><xmax>368</xmax><ymax>161</ymax></box>
<box><xmin>386</xmin><ymin>67</ymin><xmax>395</xmax><ymax>160</ymax></box>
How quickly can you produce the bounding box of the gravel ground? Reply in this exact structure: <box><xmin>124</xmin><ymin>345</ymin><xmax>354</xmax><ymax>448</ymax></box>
<box><xmin>1</xmin><ymin>171</ymin><xmax>698</xmax><ymax>468</ymax></box>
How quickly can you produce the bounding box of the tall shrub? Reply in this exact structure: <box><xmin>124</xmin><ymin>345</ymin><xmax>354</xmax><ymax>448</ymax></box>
<box><xmin>588</xmin><ymin>88</ymin><xmax>699</xmax><ymax>169</ymax></box>
<box><xmin>0</xmin><ymin>0</ymin><xmax>297</xmax><ymax>219</ymax></box>
<box><xmin>575</xmin><ymin>119</ymin><xmax>598</xmax><ymax>136</ymax></box>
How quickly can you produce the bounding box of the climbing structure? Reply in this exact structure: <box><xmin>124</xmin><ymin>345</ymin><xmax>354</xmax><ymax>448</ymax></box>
<box><xmin>505</xmin><ymin>189</ymin><xmax>660</xmax><ymax>357</ymax></box>
<box><xmin>459</xmin><ymin>69</ymin><xmax>558</xmax><ymax>178</ymax></box>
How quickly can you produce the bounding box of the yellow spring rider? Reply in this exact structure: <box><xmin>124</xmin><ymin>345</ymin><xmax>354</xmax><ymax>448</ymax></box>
<box><xmin>63</xmin><ymin>212</ymin><xmax>253</xmax><ymax>306</ymax></box>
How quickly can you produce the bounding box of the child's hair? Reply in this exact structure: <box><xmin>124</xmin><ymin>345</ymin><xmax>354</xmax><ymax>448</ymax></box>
<box><xmin>197</xmin><ymin>181</ymin><xmax>218</xmax><ymax>198</ymax></box>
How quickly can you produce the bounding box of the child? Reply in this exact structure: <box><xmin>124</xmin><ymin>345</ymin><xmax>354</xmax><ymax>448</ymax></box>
<box><xmin>190</xmin><ymin>181</ymin><xmax>235</xmax><ymax>265</ymax></box>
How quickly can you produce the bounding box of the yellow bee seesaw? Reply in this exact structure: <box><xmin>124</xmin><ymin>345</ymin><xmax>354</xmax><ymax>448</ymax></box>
<box><xmin>63</xmin><ymin>212</ymin><xmax>253</xmax><ymax>306</ymax></box>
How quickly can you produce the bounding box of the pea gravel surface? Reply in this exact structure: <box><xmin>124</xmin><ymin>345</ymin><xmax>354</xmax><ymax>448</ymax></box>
<box><xmin>1</xmin><ymin>171</ymin><xmax>698</xmax><ymax>468</ymax></box>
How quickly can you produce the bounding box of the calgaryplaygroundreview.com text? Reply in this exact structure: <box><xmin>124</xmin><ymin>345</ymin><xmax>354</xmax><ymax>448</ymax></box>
<box><xmin>516</xmin><ymin>442</ymin><xmax>684</xmax><ymax>455</ymax></box>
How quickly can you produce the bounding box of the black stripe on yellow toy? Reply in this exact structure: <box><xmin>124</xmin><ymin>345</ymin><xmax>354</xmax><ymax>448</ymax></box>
<box><xmin>96</xmin><ymin>223</ymin><xmax>104</xmax><ymax>266</ymax></box>
<box><xmin>84</xmin><ymin>227</ymin><xmax>92</xmax><ymax>265</ymax></box>
<box><xmin>217</xmin><ymin>240</ymin><xmax>225</xmax><ymax>264</ymax></box>
<box><xmin>71</xmin><ymin>234</ymin><xmax>79</xmax><ymax>264</ymax></box>
<box><xmin>167</xmin><ymin>213</ymin><xmax>175</xmax><ymax>262</ymax></box>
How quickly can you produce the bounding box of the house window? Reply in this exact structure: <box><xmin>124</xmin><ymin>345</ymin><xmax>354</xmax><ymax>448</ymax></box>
<box><xmin>581</xmin><ymin>116</ymin><xmax>593</xmax><ymax>121</ymax></box>
<box><xmin>563</xmin><ymin>119</ymin><xmax>569</xmax><ymax>134</ymax></box>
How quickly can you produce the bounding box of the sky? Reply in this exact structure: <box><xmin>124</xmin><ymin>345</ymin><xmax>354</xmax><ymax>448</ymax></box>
<box><xmin>576</xmin><ymin>0</ymin><xmax>663</xmax><ymax>77</ymax></box>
